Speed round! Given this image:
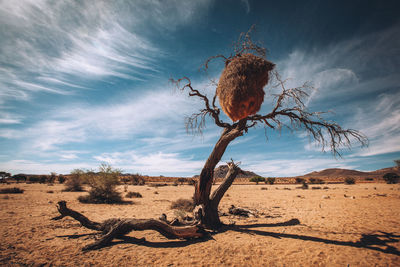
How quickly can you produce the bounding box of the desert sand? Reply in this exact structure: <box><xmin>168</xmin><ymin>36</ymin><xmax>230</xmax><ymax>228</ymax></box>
<box><xmin>1</xmin><ymin>182</ymin><xmax>399</xmax><ymax>266</ymax></box>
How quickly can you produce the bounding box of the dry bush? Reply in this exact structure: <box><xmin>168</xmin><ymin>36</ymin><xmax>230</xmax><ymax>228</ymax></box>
<box><xmin>78</xmin><ymin>164</ymin><xmax>125</xmax><ymax>204</ymax></box>
<box><xmin>383</xmin><ymin>173</ymin><xmax>399</xmax><ymax>184</ymax></box>
<box><xmin>130</xmin><ymin>174</ymin><xmax>146</xmax><ymax>185</ymax></box>
<box><xmin>64</xmin><ymin>169</ymin><xmax>85</xmax><ymax>192</ymax></box>
<box><xmin>344</xmin><ymin>177</ymin><xmax>356</xmax><ymax>185</ymax></box>
<box><xmin>249</xmin><ymin>176</ymin><xmax>265</xmax><ymax>184</ymax></box>
<box><xmin>125</xmin><ymin>191</ymin><xmax>142</xmax><ymax>198</ymax></box>
<box><xmin>308</xmin><ymin>178</ymin><xmax>325</xmax><ymax>184</ymax></box>
<box><xmin>266</xmin><ymin>177</ymin><xmax>275</xmax><ymax>185</ymax></box>
<box><xmin>170</xmin><ymin>198</ymin><xmax>195</xmax><ymax>212</ymax></box>
<box><xmin>0</xmin><ymin>187</ymin><xmax>24</xmax><ymax>194</ymax></box>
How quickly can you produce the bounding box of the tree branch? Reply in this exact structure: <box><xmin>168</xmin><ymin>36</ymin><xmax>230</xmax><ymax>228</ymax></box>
<box><xmin>171</xmin><ymin>77</ymin><xmax>231</xmax><ymax>132</ymax></box>
<box><xmin>52</xmin><ymin>201</ymin><xmax>207</xmax><ymax>250</ymax></box>
<box><xmin>247</xmin><ymin>71</ymin><xmax>368</xmax><ymax>156</ymax></box>
<box><xmin>210</xmin><ymin>160</ymin><xmax>241</xmax><ymax>206</ymax></box>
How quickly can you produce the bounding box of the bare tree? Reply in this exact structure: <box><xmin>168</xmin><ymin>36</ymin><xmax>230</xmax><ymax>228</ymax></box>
<box><xmin>171</xmin><ymin>27</ymin><xmax>367</xmax><ymax>229</ymax></box>
<box><xmin>51</xmin><ymin>28</ymin><xmax>368</xmax><ymax>249</ymax></box>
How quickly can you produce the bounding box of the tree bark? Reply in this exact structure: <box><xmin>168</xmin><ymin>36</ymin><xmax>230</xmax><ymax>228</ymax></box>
<box><xmin>194</xmin><ymin>120</ymin><xmax>246</xmax><ymax>206</ymax></box>
<box><xmin>198</xmin><ymin>161</ymin><xmax>241</xmax><ymax>227</ymax></box>
<box><xmin>52</xmin><ymin>201</ymin><xmax>206</xmax><ymax>250</ymax></box>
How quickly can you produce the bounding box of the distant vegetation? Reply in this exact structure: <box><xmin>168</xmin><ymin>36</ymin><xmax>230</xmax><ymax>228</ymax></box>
<box><xmin>266</xmin><ymin>177</ymin><xmax>276</xmax><ymax>185</ymax></box>
<box><xmin>249</xmin><ymin>176</ymin><xmax>265</xmax><ymax>184</ymax></box>
<box><xmin>120</xmin><ymin>173</ymin><xmax>145</xmax><ymax>185</ymax></box>
<box><xmin>383</xmin><ymin>173</ymin><xmax>399</xmax><ymax>184</ymax></box>
<box><xmin>0</xmin><ymin>187</ymin><xmax>24</xmax><ymax>194</ymax></box>
<box><xmin>308</xmin><ymin>178</ymin><xmax>325</xmax><ymax>184</ymax></box>
<box><xmin>78</xmin><ymin>164</ymin><xmax>125</xmax><ymax>204</ymax></box>
<box><xmin>344</xmin><ymin>177</ymin><xmax>356</xmax><ymax>185</ymax></box>
<box><xmin>63</xmin><ymin>169</ymin><xmax>85</xmax><ymax>192</ymax></box>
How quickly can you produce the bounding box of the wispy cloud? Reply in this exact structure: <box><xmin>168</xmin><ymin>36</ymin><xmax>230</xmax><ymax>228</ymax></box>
<box><xmin>276</xmin><ymin>24</ymin><xmax>400</xmax><ymax>104</ymax></box>
<box><xmin>94</xmin><ymin>150</ymin><xmax>204</xmax><ymax>176</ymax></box>
<box><xmin>0</xmin><ymin>0</ymin><xmax>214</xmax><ymax>105</ymax></box>
<box><xmin>0</xmin><ymin>159</ymin><xmax>93</xmax><ymax>175</ymax></box>
<box><xmin>241</xmin><ymin>157</ymin><xmax>358</xmax><ymax>177</ymax></box>
<box><xmin>0</xmin><ymin>112</ymin><xmax>23</xmax><ymax>124</ymax></box>
<box><xmin>0</xmin><ymin>87</ymin><xmax>205</xmax><ymax>150</ymax></box>
<box><xmin>240</xmin><ymin>0</ymin><xmax>250</xmax><ymax>14</ymax></box>
<box><xmin>353</xmin><ymin>91</ymin><xmax>400</xmax><ymax>157</ymax></box>
<box><xmin>275</xmin><ymin>24</ymin><xmax>400</xmax><ymax>157</ymax></box>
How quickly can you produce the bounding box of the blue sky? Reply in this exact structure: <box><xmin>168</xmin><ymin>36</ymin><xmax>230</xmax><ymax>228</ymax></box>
<box><xmin>0</xmin><ymin>0</ymin><xmax>399</xmax><ymax>176</ymax></box>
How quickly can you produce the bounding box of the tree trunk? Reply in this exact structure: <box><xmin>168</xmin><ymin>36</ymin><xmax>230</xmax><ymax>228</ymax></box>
<box><xmin>198</xmin><ymin>162</ymin><xmax>241</xmax><ymax>228</ymax></box>
<box><xmin>194</xmin><ymin>120</ymin><xmax>246</xmax><ymax>229</ymax></box>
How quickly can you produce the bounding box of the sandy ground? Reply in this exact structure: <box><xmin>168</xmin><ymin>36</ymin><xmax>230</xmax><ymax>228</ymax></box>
<box><xmin>0</xmin><ymin>182</ymin><xmax>399</xmax><ymax>266</ymax></box>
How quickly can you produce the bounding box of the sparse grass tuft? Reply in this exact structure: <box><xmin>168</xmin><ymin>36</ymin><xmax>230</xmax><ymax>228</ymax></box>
<box><xmin>170</xmin><ymin>198</ymin><xmax>195</xmax><ymax>212</ymax></box>
<box><xmin>0</xmin><ymin>187</ymin><xmax>24</xmax><ymax>194</ymax></box>
<box><xmin>125</xmin><ymin>191</ymin><xmax>142</xmax><ymax>198</ymax></box>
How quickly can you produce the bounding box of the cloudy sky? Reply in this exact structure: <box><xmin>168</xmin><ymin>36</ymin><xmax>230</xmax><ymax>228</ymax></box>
<box><xmin>0</xmin><ymin>0</ymin><xmax>399</xmax><ymax>176</ymax></box>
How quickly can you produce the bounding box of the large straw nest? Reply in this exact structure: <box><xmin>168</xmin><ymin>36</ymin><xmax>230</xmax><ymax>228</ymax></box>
<box><xmin>216</xmin><ymin>53</ymin><xmax>275</xmax><ymax>121</ymax></box>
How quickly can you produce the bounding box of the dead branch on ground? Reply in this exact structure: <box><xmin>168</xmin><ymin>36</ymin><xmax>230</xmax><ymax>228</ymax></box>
<box><xmin>51</xmin><ymin>201</ymin><xmax>206</xmax><ymax>250</ymax></box>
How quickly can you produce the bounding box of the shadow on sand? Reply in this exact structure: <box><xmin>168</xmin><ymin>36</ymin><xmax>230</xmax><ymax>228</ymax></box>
<box><xmin>61</xmin><ymin>218</ymin><xmax>399</xmax><ymax>255</ymax></box>
<box><xmin>227</xmin><ymin>219</ymin><xmax>400</xmax><ymax>256</ymax></box>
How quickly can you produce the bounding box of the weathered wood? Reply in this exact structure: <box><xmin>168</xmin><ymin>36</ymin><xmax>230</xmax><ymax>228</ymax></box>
<box><xmin>194</xmin><ymin>161</ymin><xmax>241</xmax><ymax>228</ymax></box>
<box><xmin>52</xmin><ymin>201</ymin><xmax>206</xmax><ymax>250</ymax></box>
<box><xmin>194</xmin><ymin>120</ymin><xmax>246</xmax><ymax>229</ymax></box>
<box><xmin>228</xmin><ymin>205</ymin><xmax>258</xmax><ymax>218</ymax></box>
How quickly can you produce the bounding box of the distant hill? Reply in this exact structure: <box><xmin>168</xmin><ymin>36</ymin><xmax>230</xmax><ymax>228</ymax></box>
<box><xmin>213</xmin><ymin>165</ymin><xmax>259</xmax><ymax>179</ymax></box>
<box><xmin>302</xmin><ymin>168</ymin><xmax>368</xmax><ymax>177</ymax></box>
<box><xmin>299</xmin><ymin>167</ymin><xmax>400</xmax><ymax>181</ymax></box>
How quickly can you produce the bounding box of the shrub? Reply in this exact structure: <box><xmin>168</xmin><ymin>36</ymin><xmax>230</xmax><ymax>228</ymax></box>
<box><xmin>78</xmin><ymin>164</ymin><xmax>124</xmax><ymax>204</ymax></box>
<box><xmin>266</xmin><ymin>177</ymin><xmax>276</xmax><ymax>185</ymax></box>
<box><xmin>39</xmin><ymin>175</ymin><xmax>47</xmax><ymax>184</ymax></box>
<box><xmin>0</xmin><ymin>187</ymin><xmax>24</xmax><ymax>194</ymax></box>
<box><xmin>48</xmin><ymin>172</ymin><xmax>57</xmax><ymax>184</ymax></box>
<box><xmin>126</xmin><ymin>191</ymin><xmax>142</xmax><ymax>198</ymax></box>
<box><xmin>300</xmin><ymin>182</ymin><xmax>308</xmax><ymax>189</ymax></box>
<box><xmin>383</xmin><ymin>173</ymin><xmax>399</xmax><ymax>184</ymax></box>
<box><xmin>64</xmin><ymin>169</ymin><xmax>85</xmax><ymax>192</ymax></box>
<box><xmin>187</xmin><ymin>179</ymin><xmax>196</xmax><ymax>186</ymax></box>
<box><xmin>344</xmin><ymin>177</ymin><xmax>355</xmax><ymax>185</ymax></box>
<box><xmin>170</xmin><ymin>198</ymin><xmax>195</xmax><ymax>212</ymax></box>
<box><xmin>177</xmin><ymin>178</ymin><xmax>186</xmax><ymax>185</ymax></box>
<box><xmin>308</xmin><ymin>178</ymin><xmax>325</xmax><ymax>184</ymax></box>
<box><xmin>249</xmin><ymin>176</ymin><xmax>265</xmax><ymax>184</ymax></box>
<box><xmin>130</xmin><ymin>174</ymin><xmax>145</xmax><ymax>185</ymax></box>
<box><xmin>58</xmin><ymin>175</ymin><xmax>66</xmax><ymax>184</ymax></box>
<box><xmin>28</xmin><ymin>176</ymin><xmax>40</xmax><ymax>183</ymax></box>
<box><xmin>46</xmin><ymin>190</ymin><xmax>54</xmax><ymax>193</ymax></box>
<box><xmin>12</xmin><ymin>174</ymin><xmax>27</xmax><ymax>183</ymax></box>
<box><xmin>364</xmin><ymin>177</ymin><xmax>374</xmax><ymax>181</ymax></box>
<box><xmin>295</xmin><ymin>178</ymin><xmax>305</xmax><ymax>184</ymax></box>
<box><xmin>0</xmin><ymin>171</ymin><xmax>11</xmax><ymax>183</ymax></box>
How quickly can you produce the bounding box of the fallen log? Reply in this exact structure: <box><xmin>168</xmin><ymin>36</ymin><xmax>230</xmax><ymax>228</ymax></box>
<box><xmin>51</xmin><ymin>201</ymin><xmax>207</xmax><ymax>250</ymax></box>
